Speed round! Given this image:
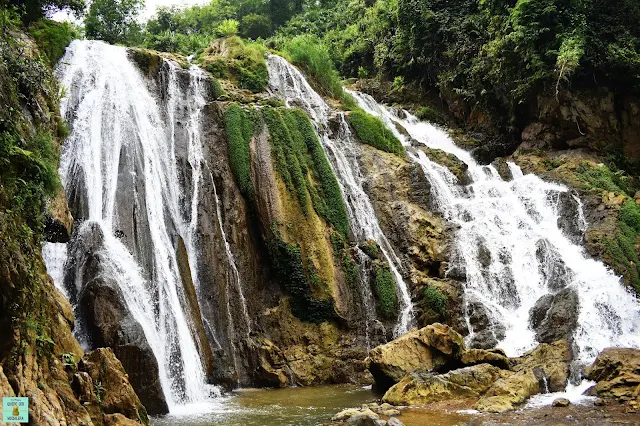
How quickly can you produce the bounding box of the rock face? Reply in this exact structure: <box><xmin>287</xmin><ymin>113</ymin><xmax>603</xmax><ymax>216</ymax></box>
<box><xmin>66</xmin><ymin>222</ymin><xmax>169</xmax><ymax>415</ymax></box>
<box><xmin>529</xmin><ymin>288</ymin><xmax>579</xmax><ymax>344</ymax></box>
<box><xmin>585</xmin><ymin>347</ymin><xmax>640</xmax><ymax>408</ymax></box>
<box><xmin>366</xmin><ymin>324</ymin><xmax>464</xmax><ymax>391</ymax></box>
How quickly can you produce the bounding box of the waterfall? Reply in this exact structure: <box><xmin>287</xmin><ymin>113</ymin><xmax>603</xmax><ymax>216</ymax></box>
<box><xmin>42</xmin><ymin>242</ymin><xmax>69</xmax><ymax>298</ymax></box>
<box><xmin>266</xmin><ymin>55</ymin><xmax>414</xmax><ymax>336</ymax></box>
<box><xmin>346</xmin><ymin>89</ymin><xmax>640</xmax><ymax>364</ymax></box>
<box><xmin>56</xmin><ymin>40</ymin><xmax>220</xmax><ymax>409</ymax></box>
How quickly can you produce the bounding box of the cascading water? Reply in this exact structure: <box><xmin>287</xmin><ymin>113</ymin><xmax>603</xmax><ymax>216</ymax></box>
<box><xmin>266</xmin><ymin>54</ymin><xmax>414</xmax><ymax>336</ymax></box>
<box><xmin>347</xmin><ymin>89</ymin><xmax>640</xmax><ymax>365</ymax></box>
<box><xmin>42</xmin><ymin>242</ymin><xmax>69</xmax><ymax>298</ymax></box>
<box><xmin>56</xmin><ymin>40</ymin><xmax>220</xmax><ymax>409</ymax></box>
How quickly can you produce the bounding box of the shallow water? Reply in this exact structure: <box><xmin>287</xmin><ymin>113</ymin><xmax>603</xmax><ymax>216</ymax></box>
<box><xmin>151</xmin><ymin>385</ymin><xmax>378</xmax><ymax>426</ymax></box>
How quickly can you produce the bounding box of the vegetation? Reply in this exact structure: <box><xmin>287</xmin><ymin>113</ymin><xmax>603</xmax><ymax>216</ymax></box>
<box><xmin>27</xmin><ymin>19</ymin><xmax>76</xmax><ymax>65</ymax></box>
<box><xmin>268</xmin><ymin>235</ymin><xmax>335</xmax><ymax>323</ymax></box>
<box><xmin>7</xmin><ymin>0</ymin><xmax>84</xmax><ymax>24</ymax></box>
<box><xmin>423</xmin><ymin>286</ymin><xmax>447</xmax><ymax>316</ymax></box>
<box><xmin>264</xmin><ymin>107</ymin><xmax>349</xmax><ymax>237</ymax></box>
<box><xmin>85</xmin><ymin>0</ymin><xmax>143</xmax><ymax>45</ymax></box>
<box><xmin>374</xmin><ymin>265</ymin><xmax>397</xmax><ymax>319</ymax></box>
<box><xmin>224</xmin><ymin>103</ymin><xmax>256</xmax><ymax>202</ymax></box>
<box><xmin>347</xmin><ymin>109</ymin><xmax>404</xmax><ymax>155</ymax></box>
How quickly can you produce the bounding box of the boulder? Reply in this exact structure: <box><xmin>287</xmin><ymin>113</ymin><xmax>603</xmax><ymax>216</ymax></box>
<box><xmin>475</xmin><ymin>340</ymin><xmax>571</xmax><ymax>412</ymax></box>
<box><xmin>366</xmin><ymin>324</ymin><xmax>464</xmax><ymax>391</ymax></box>
<box><xmin>383</xmin><ymin>363</ymin><xmax>505</xmax><ymax>406</ymax></box>
<box><xmin>461</xmin><ymin>349</ymin><xmax>511</xmax><ymax>370</ymax></box>
<box><xmin>386</xmin><ymin>418</ymin><xmax>405</xmax><ymax>426</ymax></box>
<box><xmin>79</xmin><ymin>348</ymin><xmax>149</xmax><ymax>425</ymax></box>
<box><xmin>552</xmin><ymin>398</ymin><xmax>570</xmax><ymax>407</ymax></box>
<box><xmin>529</xmin><ymin>288</ymin><xmax>579</xmax><ymax>344</ymax></box>
<box><xmin>585</xmin><ymin>347</ymin><xmax>640</xmax><ymax>407</ymax></box>
<box><xmin>347</xmin><ymin>411</ymin><xmax>385</xmax><ymax>426</ymax></box>
<box><xmin>333</xmin><ymin>408</ymin><xmax>363</xmax><ymax>421</ymax></box>
<box><xmin>465</xmin><ymin>299</ymin><xmax>506</xmax><ymax>349</ymax></box>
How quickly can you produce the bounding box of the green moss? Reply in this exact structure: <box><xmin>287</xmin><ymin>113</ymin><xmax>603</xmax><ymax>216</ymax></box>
<box><xmin>267</xmin><ymin>235</ymin><xmax>335</xmax><ymax>323</ymax></box>
<box><xmin>423</xmin><ymin>286</ymin><xmax>447</xmax><ymax>316</ymax></box>
<box><xmin>575</xmin><ymin>162</ymin><xmax>634</xmax><ymax>196</ymax></box>
<box><xmin>224</xmin><ymin>103</ymin><xmax>256</xmax><ymax>202</ymax></box>
<box><xmin>374</xmin><ymin>265</ymin><xmax>398</xmax><ymax>319</ymax></box>
<box><xmin>359</xmin><ymin>240</ymin><xmax>379</xmax><ymax>259</ymax></box>
<box><xmin>264</xmin><ymin>107</ymin><xmax>349</xmax><ymax>237</ymax></box>
<box><xmin>128</xmin><ymin>49</ymin><xmax>163</xmax><ymax>76</ymax></box>
<box><xmin>28</xmin><ymin>19</ymin><xmax>76</xmax><ymax>66</ymax></box>
<box><xmin>347</xmin><ymin>109</ymin><xmax>404</xmax><ymax>156</ymax></box>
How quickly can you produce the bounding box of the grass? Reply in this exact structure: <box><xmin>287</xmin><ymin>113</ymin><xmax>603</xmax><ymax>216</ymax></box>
<box><xmin>28</xmin><ymin>19</ymin><xmax>76</xmax><ymax>66</ymax></box>
<box><xmin>374</xmin><ymin>265</ymin><xmax>398</xmax><ymax>319</ymax></box>
<box><xmin>224</xmin><ymin>103</ymin><xmax>256</xmax><ymax>202</ymax></box>
<box><xmin>347</xmin><ymin>109</ymin><xmax>405</xmax><ymax>156</ymax></box>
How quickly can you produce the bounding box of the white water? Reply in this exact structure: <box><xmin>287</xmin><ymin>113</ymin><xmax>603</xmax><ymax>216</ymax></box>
<box><xmin>347</xmin><ymin>90</ymin><xmax>640</xmax><ymax>364</ymax></box>
<box><xmin>267</xmin><ymin>55</ymin><xmax>414</xmax><ymax>336</ymax></box>
<box><xmin>42</xmin><ymin>242</ymin><xmax>68</xmax><ymax>298</ymax></box>
<box><xmin>526</xmin><ymin>380</ymin><xmax>597</xmax><ymax>408</ymax></box>
<box><xmin>56</xmin><ymin>40</ymin><xmax>219</xmax><ymax>410</ymax></box>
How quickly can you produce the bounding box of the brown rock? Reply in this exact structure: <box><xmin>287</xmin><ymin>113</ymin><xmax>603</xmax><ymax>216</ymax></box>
<box><xmin>366</xmin><ymin>324</ymin><xmax>464</xmax><ymax>391</ymax></box>
<box><xmin>461</xmin><ymin>349</ymin><xmax>511</xmax><ymax>370</ymax></box>
<box><xmin>585</xmin><ymin>347</ymin><xmax>640</xmax><ymax>405</ymax></box>
<box><xmin>105</xmin><ymin>413</ymin><xmax>144</xmax><ymax>426</ymax></box>
<box><xmin>383</xmin><ymin>363</ymin><xmax>505</xmax><ymax>406</ymax></box>
<box><xmin>80</xmin><ymin>348</ymin><xmax>149</xmax><ymax>425</ymax></box>
<box><xmin>552</xmin><ymin>398</ymin><xmax>570</xmax><ymax>407</ymax></box>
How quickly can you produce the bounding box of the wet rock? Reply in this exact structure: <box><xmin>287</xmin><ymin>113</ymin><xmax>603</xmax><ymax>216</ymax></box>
<box><xmin>466</xmin><ymin>299</ymin><xmax>506</xmax><ymax>349</ymax></box>
<box><xmin>44</xmin><ymin>188</ymin><xmax>74</xmax><ymax>242</ymax></box>
<box><xmin>366</xmin><ymin>324</ymin><xmax>465</xmax><ymax>391</ymax></box>
<box><xmin>79</xmin><ymin>348</ymin><xmax>149</xmax><ymax>425</ymax></box>
<box><xmin>105</xmin><ymin>413</ymin><xmax>144</xmax><ymax>426</ymax></box>
<box><xmin>383</xmin><ymin>364</ymin><xmax>506</xmax><ymax>406</ymax></box>
<box><xmin>553</xmin><ymin>398</ymin><xmax>570</xmax><ymax>407</ymax></box>
<box><xmin>333</xmin><ymin>408</ymin><xmax>364</xmax><ymax>421</ymax></box>
<box><xmin>347</xmin><ymin>411</ymin><xmax>385</xmax><ymax>426</ymax></box>
<box><xmin>555</xmin><ymin>191</ymin><xmax>584</xmax><ymax>243</ymax></box>
<box><xmin>535</xmin><ymin>240</ymin><xmax>574</xmax><ymax>291</ymax></box>
<box><xmin>529</xmin><ymin>288</ymin><xmax>579</xmax><ymax>344</ymax></box>
<box><xmin>68</xmin><ymin>223</ymin><xmax>168</xmax><ymax>415</ymax></box>
<box><xmin>254</xmin><ymin>338</ymin><xmax>289</xmax><ymax>388</ymax></box>
<box><xmin>594</xmin><ymin>398</ymin><xmax>606</xmax><ymax>406</ymax></box>
<box><xmin>585</xmin><ymin>347</ymin><xmax>640</xmax><ymax>407</ymax></box>
<box><xmin>386</xmin><ymin>417</ymin><xmax>405</xmax><ymax>426</ymax></box>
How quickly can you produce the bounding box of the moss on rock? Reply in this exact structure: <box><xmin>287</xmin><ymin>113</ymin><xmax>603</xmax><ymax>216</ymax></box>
<box><xmin>347</xmin><ymin>109</ymin><xmax>405</xmax><ymax>156</ymax></box>
<box><xmin>374</xmin><ymin>265</ymin><xmax>398</xmax><ymax>319</ymax></box>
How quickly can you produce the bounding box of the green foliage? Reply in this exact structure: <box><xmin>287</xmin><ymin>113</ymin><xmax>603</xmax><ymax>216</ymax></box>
<box><xmin>28</xmin><ymin>19</ymin><xmax>76</xmax><ymax>65</ymax></box>
<box><xmin>94</xmin><ymin>380</ymin><xmax>105</xmax><ymax>404</ymax></box>
<box><xmin>224</xmin><ymin>103</ymin><xmax>256</xmax><ymax>202</ymax></box>
<box><xmin>7</xmin><ymin>0</ymin><xmax>84</xmax><ymax>24</ymax></box>
<box><xmin>415</xmin><ymin>106</ymin><xmax>443</xmax><ymax>125</ymax></box>
<box><xmin>423</xmin><ymin>286</ymin><xmax>447</xmax><ymax>316</ymax></box>
<box><xmin>576</xmin><ymin>162</ymin><xmax>634</xmax><ymax>196</ymax></box>
<box><xmin>268</xmin><ymin>235</ymin><xmax>335</xmax><ymax>323</ymax></box>
<box><xmin>216</xmin><ymin>18</ymin><xmax>239</xmax><ymax>37</ymax></box>
<box><xmin>359</xmin><ymin>240</ymin><xmax>378</xmax><ymax>259</ymax></box>
<box><xmin>374</xmin><ymin>265</ymin><xmax>397</xmax><ymax>319</ymax></box>
<box><xmin>347</xmin><ymin>109</ymin><xmax>404</xmax><ymax>155</ymax></box>
<box><xmin>392</xmin><ymin>76</ymin><xmax>404</xmax><ymax>89</ymax></box>
<box><xmin>264</xmin><ymin>107</ymin><xmax>349</xmax><ymax>237</ymax></box>
<box><xmin>241</xmin><ymin>13</ymin><xmax>272</xmax><ymax>39</ymax></box>
<box><xmin>85</xmin><ymin>0</ymin><xmax>143</xmax><ymax>45</ymax></box>
<box><xmin>284</xmin><ymin>35</ymin><xmax>343</xmax><ymax>98</ymax></box>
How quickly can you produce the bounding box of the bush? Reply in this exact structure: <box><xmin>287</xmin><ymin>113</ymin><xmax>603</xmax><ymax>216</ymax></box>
<box><xmin>415</xmin><ymin>106</ymin><xmax>444</xmax><ymax>125</ymax></box>
<box><xmin>216</xmin><ymin>19</ymin><xmax>239</xmax><ymax>37</ymax></box>
<box><xmin>224</xmin><ymin>104</ymin><xmax>256</xmax><ymax>202</ymax></box>
<box><xmin>28</xmin><ymin>19</ymin><xmax>76</xmax><ymax>65</ymax></box>
<box><xmin>241</xmin><ymin>13</ymin><xmax>272</xmax><ymax>39</ymax></box>
<box><xmin>347</xmin><ymin>109</ymin><xmax>404</xmax><ymax>155</ymax></box>
<box><xmin>374</xmin><ymin>265</ymin><xmax>398</xmax><ymax>319</ymax></box>
<box><xmin>285</xmin><ymin>35</ymin><xmax>343</xmax><ymax>98</ymax></box>
<box><xmin>423</xmin><ymin>286</ymin><xmax>447</xmax><ymax>316</ymax></box>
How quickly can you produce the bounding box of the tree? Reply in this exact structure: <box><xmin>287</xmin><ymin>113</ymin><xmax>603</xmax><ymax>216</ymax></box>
<box><xmin>240</xmin><ymin>13</ymin><xmax>271</xmax><ymax>39</ymax></box>
<box><xmin>85</xmin><ymin>0</ymin><xmax>143</xmax><ymax>45</ymax></box>
<box><xmin>5</xmin><ymin>0</ymin><xmax>85</xmax><ymax>24</ymax></box>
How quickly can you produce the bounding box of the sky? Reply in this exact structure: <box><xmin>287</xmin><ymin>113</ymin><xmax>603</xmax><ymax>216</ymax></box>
<box><xmin>52</xmin><ymin>0</ymin><xmax>208</xmax><ymax>23</ymax></box>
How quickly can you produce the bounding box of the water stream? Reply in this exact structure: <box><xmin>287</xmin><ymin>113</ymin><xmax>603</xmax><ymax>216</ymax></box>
<box><xmin>346</xmin><ymin>89</ymin><xmax>640</xmax><ymax>364</ymax></box>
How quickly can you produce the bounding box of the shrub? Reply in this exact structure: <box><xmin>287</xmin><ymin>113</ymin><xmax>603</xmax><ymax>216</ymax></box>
<box><xmin>28</xmin><ymin>19</ymin><xmax>76</xmax><ymax>65</ymax></box>
<box><xmin>415</xmin><ymin>106</ymin><xmax>444</xmax><ymax>125</ymax></box>
<box><xmin>224</xmin><ymin>104</ymin><xmax>256</xmax><ymax>202</ymax></box>
<box><xmin>285</xmin><ymin>35</ymin><xmax>343</xmax><ymax>98</ymax></box>
<box><xmin>347</xmin><ymin>109</ymin><xmax>404</xmax><ymax>155</ymax></box>
<box><xmin>392</xmin><ymin>76</ymin><xmax>404</xmax><ymax>89</ymax></box>
<box><xmin>241</xmin><ymin>13</ymin><xmax>272</xmax><ymax>39</ymax></box>
<box><xmin>216</xmin><ymin>19</ymin><xmax>239</xmax><ymax>37</ymax></box>
<box><xmin>423</xmin><ymin>286</ymin><xmax>447</xmax><ymax>316</ymax></box>
<box><xmin>374</xmin><ymin>265</ymin><xmax>398</xmax><ymax>319</ymax></box>
<box><xmin>360</xmin><ymin>240</ymin><xmax>379</xmax><ymax>259</ymax></box>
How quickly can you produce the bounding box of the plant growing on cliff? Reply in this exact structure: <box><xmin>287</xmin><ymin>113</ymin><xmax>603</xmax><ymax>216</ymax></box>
<box><xmin>347</xmin><ymin>109</ymin><xmax>404</xmax><ymax>156</ymax></box>
<box><xmin>423</xmin><ymin>286</ymin><xmax>447</xmax><ymax>316</ymax></box>
<box><xmin>224</xmin><ymin>103</ymin><xmax>256</xmax><ymax>202</ymax></box>
<box><xmin>374</xmin><ymin>265</ymin><xmax>397</xmax><ymax>319</ymax></box>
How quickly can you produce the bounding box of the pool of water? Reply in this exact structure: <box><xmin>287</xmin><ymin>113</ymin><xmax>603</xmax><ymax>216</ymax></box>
<box><xmin>151</xmin><ymin>385</ymin><xmax>378</xmax><ymax>426</ymax></box>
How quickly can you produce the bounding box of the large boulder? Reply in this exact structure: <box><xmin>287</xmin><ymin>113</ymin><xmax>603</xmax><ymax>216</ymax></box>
<box><xmin>475</xmin><ymin>340</ymin><xmax>572</xmax><ymax>412</ymax></box>
<box><xmin>383</xmin><ymin>363</ymin><xmax>506</xmax><ymax>406</ymax></box>
<box><xmin>529</xmin><ymin>288</ymin><xmax>579</xmax><ymax>344</ymax></box>
<box><xmin>585</xmin><ymin>347</ymin><xmax>640</xmax><ymax>408</ymax></box>
<box><xmin>79</xmin><ymin>348</ymin><xmax>149</xmax><ymax>425</ymax></box>
<box><xmin>366</xmin><ymin>324</ymin><xmax>465</xmax><ymax>391</ymax></box>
